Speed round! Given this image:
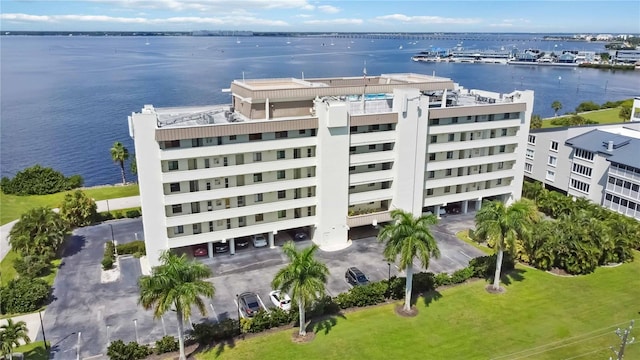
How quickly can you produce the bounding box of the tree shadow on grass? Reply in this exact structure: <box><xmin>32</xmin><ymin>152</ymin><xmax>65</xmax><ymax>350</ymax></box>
<box><xmin>199</xmin><ymin>337</ymin><xmax>237</xmax><ymax>359</ymax></box>
<box><xmin>497</xmin><ymin>268</ymin><xmax>527</xmax><ymax>286</ymax></box>
<box><xmin>409</xmin><ymin>290</ymin><xmax>443</xmax><ymax>308</ymax></box>
<box><xmin>309</xmin><ymin>312</ymin><xmax>347</xmax><ymax>336</ymax></box>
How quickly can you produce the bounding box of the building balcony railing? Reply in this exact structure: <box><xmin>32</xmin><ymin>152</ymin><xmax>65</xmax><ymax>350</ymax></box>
<box><xmin>608</xmin><ymin>167</ymin><xmax>640</xmax><ymax>183</ymax></box>
<box><xmin>346</xmin><ymin>210</ymin><xmax>392</xmax><ymax>228</ymax></box>
<box><xmin>605</xmin><ymin>184</ymin><xmax>640</xmax><ymax>201</ymax></box>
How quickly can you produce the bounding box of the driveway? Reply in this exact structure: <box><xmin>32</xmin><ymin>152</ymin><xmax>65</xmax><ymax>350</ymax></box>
<box><xmin>41</xmin><ymin>213</ymin><xmax>482</xmax><ymax>359</ymax></box>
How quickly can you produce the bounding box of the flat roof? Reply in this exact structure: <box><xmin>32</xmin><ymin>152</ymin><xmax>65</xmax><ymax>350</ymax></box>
<box><xmin>565</xmin><ymin>128</ymin><xmax>640</xmax><ymax>168</ymax></box>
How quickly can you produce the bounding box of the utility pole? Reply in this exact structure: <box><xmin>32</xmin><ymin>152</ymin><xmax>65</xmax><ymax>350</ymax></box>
<box><xmin>610</xmin><ymin>320</ymin><xmax>635</xmax><ymax>360</ymax></box>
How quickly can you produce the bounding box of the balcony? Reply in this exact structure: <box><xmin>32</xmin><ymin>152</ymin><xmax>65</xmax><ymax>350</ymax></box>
<box><xmin>605</xmin><ymin>184</ymin><xmax>640</xmax><ymax>201</ymax></box>
<box><xmin>350</xmin><ymin>151</ymin><xmax>395</xmax><ymax>167</ymax></box>
<box><xmin>350</xmin><ymin>131</ymin><xmax>397</xmax><ymax>146</ymax></box>
<box><xmin>426</xmin><ymin>152</ymin><xmax>517</xmax><ymax>171</ymax></box>
<box><xmin>428</xmin><ymin>136</ymin><xmax>518</xmax><ymax>153</ymax></box>
<box><xmin>428</xmin><ymin>119</ymin><xmax>522</xmax><ymax>135</ymax></box>
<box><xmin>346</xmin><ymin>210</ymin><xmax>392</xmax><ymax>228</ymax></box>
<box><xmin>608</xmin><ymin>167</ymin><xmax>640</xmax><ymax>183</ymax></box>
<box><xmin>349</xmin><ymin>170</ymin><xmax>394</xmax><ymax>186</ymax></box>
<box><xmin>349</xmin><ymin>188</ymin><xmax>393</xmax><ymax>205</ymax></box>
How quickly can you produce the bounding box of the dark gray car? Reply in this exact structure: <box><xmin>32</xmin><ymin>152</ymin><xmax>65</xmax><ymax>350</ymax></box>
<box><xmin>345</xmin><ymin>267</ymin><xmax>369</xmax><ymax>286</ymax></box>
<box><xmin>238</xmin><ymin>292</ymin><xmax>263</xmax><ymax>317</ymax></box>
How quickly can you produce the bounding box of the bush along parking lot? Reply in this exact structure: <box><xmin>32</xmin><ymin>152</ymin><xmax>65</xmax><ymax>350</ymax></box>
<box><xmin>102</xmin><ymin>240</ymin><xmax>116</xmax><ymax>270</ymax></box>
<box><xmin>116</xmin><ymin>240</ymin><xmax>146</xmax><ymax>257</ymax></box>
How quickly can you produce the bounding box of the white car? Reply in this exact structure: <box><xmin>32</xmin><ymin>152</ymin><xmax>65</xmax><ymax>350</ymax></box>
<box><xmin>269</xmin><ymin>290</ymin><xmax>292</xmax><ymax>311</ymax></box>
<box><xmin>252</xmin><ymin>234</ymin><xmax>268</xmax><ymax>248</ymax></box>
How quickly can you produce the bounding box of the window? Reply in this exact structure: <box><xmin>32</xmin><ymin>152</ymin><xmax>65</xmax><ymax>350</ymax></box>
<box><xmin>524</xmin><ymin>163</ymin><xmax>533</xmax><ymax>173</ymax></box>
<box><xmin>294</xmin><ymin>149</ymin><xmax>301</xmax><ymax>159</ymax></box>
<box><xmin>204</xmin><ymin>158</ymin><xmax>210</xmax><ymax>168</ymax></box>
<box><xmin>452</xmin><ymin>117</ymin><xmax>458</xmax><ymax>124</ymax></box>
<box><xmin>368</xmin><ymin>183</ymin><xmax>376</xmax><ymax>187</ymax></box>
<box><xmin>307</xmin><ymin>148</ymin><xmax>313</xmax><ymax>157</ymax></box>
<box><xmin>526</xmin><ymin>149</ymin><xmax>535</xmax><ymax>160</ymax></box>
<box><xmin>193</xmin><ymin>224</ymin><xmax>201</xmax><ymax>234</ymax></box>
<box><xmin>206</xmin><ymin>182</ymin><xmax>211</xmax><ymax>190</ymax></box>
<box><xmin>171</xmin><ymin>204</ymin><xmax>182</xmax><ymax>214</ymax></box>
<box><xmin>429</xmin><ymin>153</ymin><xmax>436</xmax><ymax>161</ymax></box>
<box><xmin>277</xmin><ymin>170</ymin><xmax>286</xmax><ymax>179</ymax></box>
<box><xmin>229</xmin><ymin>135</ymin><xmax>237</xmax><ymax>140</ymax></box>
<box><xmin>350</xmin><ymin>146</ymin><xmax>356</xmax><ymax>153</ymax></box>
<box><xmin>350</xmin><ymin>126</ymin><xmax>358</xmax><ymax>133</ymax></box>
<box><xmin>528</xmin><ymin>135</ymin><xmax>536</xmax><ymax>144</ymax></box>
<box><xmin>426</xmin><ymin>189</ymin><xmax>433</xmax><ymax>196</ymax></box>
<box><xmin>574</xmin><ymin>148</ymin><xmax>594</xmax><ymax>161</ymax></box>
<box><xmin>499</xmin><ymin>145</ymin><xmax>506</xmax><ymax>153</ymax></box>
<box><xmin>370</xmin><ymin>124</ymin><xmax>380</xmax><ymax>131</ymax></box>
<box><xmin>430</xmin><ymin>119</ymin><xmax>440</xmax><ymax>126</ymax></box>
<box><xmin>278</xmin><ymin>210</ymin><xmax>287</xmax><ymax>218</ymax></box>
<box><xmin>168</xmin><ymin>161</ymin><xmax>179</xmax><ymax>171</ymax></box>
<box><xmin>253</xmin><ymin>152</ymin><xmax>262</xmax><ymax>162</ymax></box>
<box><xmin>501</xmin><ymin>129</ymin><xmax>507</xmax><ymax>136</ymax></box>
<box><xmin>444</xmin><ymin>186</ymin><xmax>450</xmax><ymax>193</ymax></box>
<box><xmin>368</xmin><ymin>164</ymin><xmax>376</xmax><ymax>169</ymax></box>
<box><xmin>277</xmin><ymin>150</ymin><xmax>286</xmax><ymax>159</ymax></box>
<box><xmin>446</xmin><ymin>151</ymin><xmax>453</xmax><ymax>159</ymax></box>
<box><xmin>570</xmin><ymin>178</ymin><xmax>590</xmax><ymax>193</ymax></box>
<box><xmin>572</xmin><ymin>163</ymin><xmax>593</xmax><ymax>177</ymax></box>
<box><xmin>498</xmin><ymin>162</ymin><xmax>504</xmax><ymax>169</ymax></box>
<box><xmin>170</xmin><ymin>183</ymin><xmax>180</xmax><ymax>192</ymax></box>
<box><xmin>175</xmin><ymin>226</ymin><xmax>184</xmax><ymax>234</ymax></box>
<box><xmin>255</xmin><ymin>193</ymin><xmax>263</xmax><ymax>202</ymax></box>
<box><xmin>548</xmin><ymin>156</ymin><xmax>557</xmax><ymax>167</ymax></box>
<box><xmin>431</xmin><ymin>135</ymin><xmax>438</xmax><ymax>144</ymax></box>
<box><xmin>253</xmin><ymin>173</ymin><xmax>262</xmax><ymax>182</ymax></box>
<box><xmin>497</xmin><ymin>179</ymin><xmax>503</xmax><ymax>185</ymax></box>
<box><xmin>299</xmin><ymin>129</ymin><xmax>306</xmax><ymax>135</ymax></box>
<box><xmin>448</xmin><ymin>134</ymin><xmax>455</xmax><ymax>142</ymax></box>
<box><xmin>207</xmin><ymin>201</ymin><xmax>213</xmax><ymax>210</ymax></box>
<box><xmin>255</xmin><ymin>214</ymin><xmax>264</xmax><ymax>222</ymax></box>
<box><xmin>369</xmin><ymin>144</ymin><xmax>377</xmax><ymax>150</ymax></box>
<box><xmin>428</xmin><ymin>171</ymin><xmax>435</xmax><ymax>178</ymax></box>
<box><xmin>237</xmin><ymin>196</ymin><xmax>245</xmax><ymax>207</ymax></box>
<box><xmin>192</xmin><ymin>138</ymin><xmax>203</xmax><ymax>147</ymax></box>
<box><xmin>446</xmin><ymin>169</ymin><xmax>452</xmax><ymax>176</ymax></box>
<box><xmin>275</xmin><ymin>131</ymin><xmax>288</xmax><ymax>139</ymax></box>
<box><xmin>189</xmin><ymin>180</ymin><xmax>199</xmax><ymax>192</ymax></box>
<box><xmin>278</xmin><ymin>190</ymin><xmax>286</xmax><ymax>199</ymax></box>
<box><xmin>550</xmin><ymin>141</ymin><xmax>559</xmax><ymax>152</ymax></box>
<box><xmin>349</xmin><ymin>166</ymin><xmax>356</xmax><ymax>171</ymax></box>
<box><xmin>546</xmin><ymin>170</ymin><xmax>555</xmax><ymax>181</ymax></box>
<box><xmin>249</xmin><ymin>133</ymin><xmax>262</xmax><ymax>141</ymax></box>
<box><xmin>209</xmin><ymin>221</ymin><xmax>214</xmax><ymax>232</ymax></box>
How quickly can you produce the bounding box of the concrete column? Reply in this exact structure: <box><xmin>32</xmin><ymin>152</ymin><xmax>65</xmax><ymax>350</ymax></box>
<box><xmin>434</xmin><ymin>205</ymin><xmax>441</xmax><ymax>219</ymax></box>
<box><xmin>265</xmin><ymin>98</ymin><xmax>270</xmax><ymax>120</ymax></box>
<box><xmin>462</xmin><ymin>200</ymin><xmax>469</xmax><ymax>214</ymax></box>
<box><xmin>229</xmin><ymin>238</ymin><xmax>235</xmax><ymax>255</ymax></box>
<box><xmin>207</xmin><ymin>242</ymin><xmax>213</xmax><ymax>259</ymax></box>
<box><xmin>476</xmin><ymin>198</ymin><xmax>483</xmax><ymax>211</ymax></box>
<box><xmin>269</xmin><ymin>232</ymin><xmax>275</xmax><ymax>249</ymax></box>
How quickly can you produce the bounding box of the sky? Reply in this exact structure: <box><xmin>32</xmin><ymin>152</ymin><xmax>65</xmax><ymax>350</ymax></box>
<box><xmin>1</xmin><ymin>0</ymin><xmax>639</xmax><ymax>33</ymax></box>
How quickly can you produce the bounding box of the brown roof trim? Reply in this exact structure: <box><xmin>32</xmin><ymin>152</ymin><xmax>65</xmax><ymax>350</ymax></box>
<box><xmin>351</xmin><ymin>113</ymin><xmax>398</xmax><ymax>126</ymax></box>
<box><xmin>155</xmin><ymin>118</ymin><xmax>319</xmax><ymax>141</ymax></box>
<box><xmin>429</xmin><ymin>102</ymin><xmax>526</xmax><ymax>118</ymax></box>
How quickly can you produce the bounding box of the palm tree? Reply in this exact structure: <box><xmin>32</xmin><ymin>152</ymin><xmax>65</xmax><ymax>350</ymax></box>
<box><xmin>9</xmin><ymin>207</ymin><xmax>67</xmax><ymax>258</ymax></box>
<box><xmin>551</xmin><ymin>100</ymin><xmax>562</xmax><ymax>117</ymax></box>
<box><xmin>0</xmin><ymin>319</ymin><xmax>31</xmax><ymax>360</ymax></box>
<box><xmin>474</xmin><ymin>199</ymin><xmax>539</xmax><ymax>291</ymax></box>
<box><xmin>110</xmin><ymin>141</ymin><xmax>129</xmax><ymax>185</ymax></box>
<box><xmin>138</xmin><ymin>251</ymin><xmax>214</xmax><ymax>360</ymax></box>
<box><xmin>271</xmin><ymin>241</ymin><xmax>329</xmax><ymax>337</ymax></box>
<box><xmin>378</xmin><ymin>209</ymin><xmax>440</xmax><ymax>312</ymax></box>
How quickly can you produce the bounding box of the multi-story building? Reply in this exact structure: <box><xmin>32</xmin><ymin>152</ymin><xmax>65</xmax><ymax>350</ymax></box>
<box><xmin>129</xmin><ymin>73</ymin><xmax>534</xmax><ymax>266</ymax></box>
<box><xmin>525</xmin><ymin>123</ymin><xmax>640</xmax><ymax>220</ymax></box>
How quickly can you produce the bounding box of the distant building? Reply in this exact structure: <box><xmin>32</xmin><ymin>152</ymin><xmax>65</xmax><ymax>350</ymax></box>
<box><xmin>129</xmin><ymin>73</ymin><xmax>534</xmax><ymax>266</ymax></box>
<box><xmin>631</xmin><ymin>97</ymin><xmax>640</xmax><ymax>122</ymax></box>
<box><xmin>614</xmin><ymin>50</ymin><xmax>640</xmax><ymax>64</ymax></box>
<box><xmin>526</xmin><ymin>123</ymin><xmax>640</xmax><ymax>220</ymax></box>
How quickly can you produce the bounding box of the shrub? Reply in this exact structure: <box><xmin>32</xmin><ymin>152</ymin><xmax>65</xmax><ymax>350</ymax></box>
<box><xmin>450</xmin><ymin>267</ymin><xmax>474</xmax><ymax>284</ymax></box>
<box><xmin>434</xmin><ymin>272</ymin><xmax>453</xmax><ymax>287</ymax></box>
<box><xmin>113</xmin><ymin>211</ymin><xmax>124</xmax><ymax>219</ymax></box>
<box><xmin>0</xmin><ymin>164</ymin><xmax>83</xmax><ymax>195</ymax></box>
<box><xmin>106</xmin><ymin>340</ymin><xmax>152</xmax><ymax>360</ymax></box>
<box><xmin>154</xmin><ymin>336</ymin><xmax>178</xmax><ymax>354</ymax></box>
<box><xmin>412</xmin><ymin>272</ymin><xmax>436</xmax><ymax>294</ymax></box>
<box><xmin>469</xmin><ymin>254</ymin><xmax>515</xmax><ymax>278</ymax></box>
<box><xmin>125</xmin><ymin>209</ymin><xmax>141</xmax><ymax>218</ymax></box>
<box><xmin>103</xmin><ymin>240</ymin><xmax>116</xmax><ymax>270</ymax></box>
<box><xmin>59</xmin><ymin>190</ymin><xmax>98</xmax><ymax>227</ymax></box>
<box><xmin>102</xmin><ymin>257</ymin><xmax>114</xmax><ymax>270</ymax></box>
<box><xmin>0</xmin><ymin>277</ymin><xmax>51</xmax><ymax>314</ymax></box>
<box><xmin>575</xmin><ymin>101</ymin><xmax>600</xmax><ymax>113</ymax></box>
<box><xmin>388</xmin><ymin>276</ymin><xmax>406</xmax><ymax>300</ymax></box>
<box><xmin>14</xmin><ymin>255</ymin><xmax>51</xmax><ymax>278</ymax></box>
<box><xmin>188</xmin><ymin>319</ymin><xmax>240</xmax><ymax>345</ymax></box>
<box><xmin>116</xmin><ymin>241</ymin><xmax>146</xmax><ymax>256</ymax></box>
<box><xmin>9</xmin><ymin>207</ymin><xmax>67</xmax><ymax>258</ymax></box>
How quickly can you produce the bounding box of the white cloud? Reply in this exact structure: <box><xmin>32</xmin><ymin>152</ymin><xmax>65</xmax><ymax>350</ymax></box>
<box><xmin>0</xmin><ymin>13</ymin><xmax>288</xmax><ymax>26</ymax></box>
<box><xmin>294</xmin><ymin>14</ymin><xmax>313</xmax><ymax>18</ymax></box>
<box><xmin>86</xmin><ymin>0</ymin><xmax>314</xmax><ymax>12</ymax></box>
<box><xmin>374</xmin><ymin>14</ymin><xmax>481</xmax><ymax>25</ymax></box>
<box><xmin>489</xmin><ymin>23</ymin><xmax>514</xmax><ymax>27</ymax></box>
<box><xmin>317</xmin><ymin>5</ymin><xmax>340</xmax><ymax>14</ymax></box>
<box><xmin>304</xmin><ymin>18</ymin><xmax>363</xmax><ymax>25</ymax></box>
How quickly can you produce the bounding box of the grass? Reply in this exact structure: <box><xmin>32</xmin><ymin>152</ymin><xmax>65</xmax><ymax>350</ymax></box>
<box><xmin>455</xmin><ymin>230</ymin><xmax>492</xmax><ymax>255</ymax></box>
<box><xmin>13</xmin><ymin>341</ymin><xmax>50</xmax><ymax>360</ymax></box>
<box><xmin>0</xmin><ymin>183</ymin><xmax>139</xmax><ymax>225</ymax></box>
<box><xmin>198</xmin><ymin>254</ymin><xmax>640</xmax><ymax>360</ymax></box>
<box><xmin>541</xmin><ymin>107</ymin><xmax>625</xmax><ymax>129</ymax></box>
<box><xmin>0</xmin><ymin>250</ymin><xmax>61</xmax><ymax>287</ymax></box>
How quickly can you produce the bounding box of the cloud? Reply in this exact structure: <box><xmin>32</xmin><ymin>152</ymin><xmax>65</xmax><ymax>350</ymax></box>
<box><xmin>317</xmin><ymin>5</ymin><xmax>340</xmax><ymax>14</ymax></box>
<box><xmin>0</xmin><ymin>13</ymin><xmax>288</xmax><ymax>26</ymax></box>
<box><xmin>303</xmin><ymin>18</ymin><xmax>363</xmax><ymax>25</ymax></box>
<box><xmin>86</xmin><ymin>0</ymin><xmax>314</xmax><ymax>12</ymax></box>
<box><xmin>294</xmin><ymin>14</ymin><xmax>313</xmax><ymax>18</ymax></box>
<box><xmin>489</xmin><ymin>23</ymin><xmax>514</xmax><ymax>27</ymax></box>
<box><xmin>374</xmin><ymin>14</ymin><xmax>481</xmax><ymax>25</ymax></box>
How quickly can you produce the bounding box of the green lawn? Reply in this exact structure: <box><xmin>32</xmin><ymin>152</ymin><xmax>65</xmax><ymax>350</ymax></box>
<box><xmin>0</xmin><ymin>184</ymin><xmax>139</xmax><ymax>225</ymax></box>
<box><xmin>541</xmin><ymin>107</ymin><xmax>625</xmax><ymax>129</ymax></box>
<box><xmin>1</xmin><ymin>249</ymin><xmax>61</xmax><ymax>287</ymax></box>
<box><xmin>455</xmin><ymin>230</ymin><xmax>492</xmax><ymax>255</ymax></box>
<box><xmin>13</xmin><ymin>341</ymin><xmax>50</xmax><ymax>360</ymax></box>
<box><xmin>198</xmin><ymin>255</ymin><xmax>640</xmax><ymax>360</ymax></box>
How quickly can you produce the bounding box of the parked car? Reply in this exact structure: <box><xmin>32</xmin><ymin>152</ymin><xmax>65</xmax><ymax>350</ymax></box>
<box><xmin>213</xmin><ymin>242</ymin><xmax>229</xmax><ymax>253</ymax></box>
<box><xmin>252</xmin><ymin>234</ymin><xmax>268</xmax><ymax>248</ymax></box>
<box><xmin>345</xmin><ymin>267</ymin><xmax>370</xmax><ymax>286</ymax></box>
<box><xmin>235</xmin><ymin>237</ymin><xmax>250</xmax><ymax>249</ymax></box>
<box><xmin>238</xmin><ymin>292</ymin><xmax>263</xmax><ymax>317</ymax></box>
<box><xmin>268</xmin><ymin>290</ymin><xmax>292</xmax><ymax>311</ymax></box>
<box><xmin>294</xmin><ymin>231</ymin><xmax>308</xmax><ymax>241</ymax></box>
<box><xmin>192</xmin><ymin>246</ymin><xmax>208</xmax><ymax>257</ymax></box>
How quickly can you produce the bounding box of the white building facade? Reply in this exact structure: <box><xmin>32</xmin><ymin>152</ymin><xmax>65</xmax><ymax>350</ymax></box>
<box><xmin>129</xmin><ymin>73</ymin><xmax>534</xmax><ymax>266</ymax></box>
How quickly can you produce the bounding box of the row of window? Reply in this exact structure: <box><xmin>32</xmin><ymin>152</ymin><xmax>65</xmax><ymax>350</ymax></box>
<box><xmin>161</xmin><ymin>129</ymin><xmax>317</xmax><ymax>150</ymax></box>
<box><xmin>429</xmin><ymin>128</ymin><xmax>512</xmax><ymax>144</ymax></box>
<box><xmin>349</xmin><ymin>143</ymin><xmax>394</xmax><ymax>154</ymax></box>
<box><xmin>350</xmin><ymin>124</ymin><xmax>395</xmax><ymax>134</ymax></box>
<box><xmin>425</xmin><ymin>178</ymin><xmax>506</xmax><ymax>196</ymax></box>
<box><xmin>428</xmin><ymin>145</ymin><xmax>509</xmax><ymax>162</ymax></box>
<box><xmin>604</xmin><ymin>194</ymin><xmax>640</xmax><ymax>216</ymax></box>
<box><xmin>610</xmin><ymin>162</ymin><xmax>640</xmax><ymax>176</ymax></box>
<box><xmin>574</xmin><ymin>148</ymin><xmax>594</xmax><ymax>161</ymax></box>
<box><xmin>569</xmin><ymin>178</ymin><xmax>590</xmax><ymax>194</ymax></box>
<box><xmin>427</xmin><ymin>162</ymin><xmax>507</xmax><ymax>179</ymax></box>
<box><xmin>429</xmin><ymin>112</ymin><xmax>520</xmax><ymax>126</ymax></box>
<box><xmin>572</xmin><ymin>163</ymin><xmax>593</xmax><ymax>178</ymax></box>
<box><xmin>607</xmin><ymin>176</ymin><xmax>640</xmax><ymax>192</ymax></box>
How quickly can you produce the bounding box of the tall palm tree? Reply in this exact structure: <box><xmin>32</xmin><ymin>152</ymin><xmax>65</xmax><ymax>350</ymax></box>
<box><xmin>272</xmin><ymin>241</ymin><xmax>329</xmax><ymax>337</ymax></box>
<box><xmin>138</xmin><ymin>251</ymin><xmax>214</xmax><ymax>360</ymax></box>
<box><xmin>110</xmin><ymin>141</ymin><xmax>129</xmax><ymax>185</ymax></box>
<box><xmin>378</xmin><ymin>209</ymin><xmax>440</xmax><ymax>312</ymax></box>
<box><xmin>0</xmin><ymin>319</ymin><xmax>31</xmax><ymax>360</ymax></box>
<box><xmin>474</xmin><ymin>199</ymin><xmax>539</xmax><ymax>291</ymax></box>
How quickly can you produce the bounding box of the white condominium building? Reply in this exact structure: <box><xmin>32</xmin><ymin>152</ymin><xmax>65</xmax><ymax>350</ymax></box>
<box><xmin>129</xmin><ymin>73</ymin><xmax>534</xmax><ymax>266</ymax></box>
<box><xmin>525</xmin><ymin>122</ymin><xmax>640</xmax><ymax>220</ymax></box>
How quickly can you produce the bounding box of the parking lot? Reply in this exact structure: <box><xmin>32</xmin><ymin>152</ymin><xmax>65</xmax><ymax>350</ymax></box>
<box><xmin>42</xmin><ymin>213</ymin><xmax>482</xmax><ymax>359</ymax></box>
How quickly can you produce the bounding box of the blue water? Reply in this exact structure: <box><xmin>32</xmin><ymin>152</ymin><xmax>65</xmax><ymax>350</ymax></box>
<box><xmin>1</xmin><ymin>35</ymin><xmax>638</xmax><ymax>186</ymax></box>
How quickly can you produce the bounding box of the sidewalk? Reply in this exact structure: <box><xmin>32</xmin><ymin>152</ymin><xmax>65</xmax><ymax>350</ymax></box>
<box><xmin>0</xmin><ymin>196</ymin><xmax>140</xmax><ymax>262</ymax></box>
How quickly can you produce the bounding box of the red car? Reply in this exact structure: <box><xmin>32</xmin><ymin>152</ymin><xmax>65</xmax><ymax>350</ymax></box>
<box><xmin>192</xmin><ymin>246</ymin><xmax>208</xmax><ymax>257</ymax></box>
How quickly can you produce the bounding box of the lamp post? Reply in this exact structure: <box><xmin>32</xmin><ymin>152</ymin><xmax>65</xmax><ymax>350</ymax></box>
<box><xmin>387</xmin><ymin>262</ymin><xmax>391</xmax><ymax>299</ymax></box>
<box><xmin>133</xmin><ymin>319</ymin><xmax>139</xmax><ymax>343</ymax></box>
<box><xmin>76</xmin><ymin>332</ymin><xmax>81</xmax><ymax>360</ymax></box>
<box><xmin>38</xmin><ymin>310</ymin><xmax>48</xmax><ymax>349</ymax></box>
<box><xmin>236</xmin><ymin>294</ymin><xmax>241</xmax><ymax>335</ymax></box>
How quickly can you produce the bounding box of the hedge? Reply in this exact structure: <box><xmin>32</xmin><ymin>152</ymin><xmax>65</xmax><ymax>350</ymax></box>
<box><xmin>116</xmin><ymin>241</ymin><xmax>146</xmax><ymax>256</ymax></box>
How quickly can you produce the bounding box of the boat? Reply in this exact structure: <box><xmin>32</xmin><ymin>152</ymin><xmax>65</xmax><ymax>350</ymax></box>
<box><xmin>399</xmin><ymin>45</ymin><xmax>403</xmax><ymax>50</ymax></box>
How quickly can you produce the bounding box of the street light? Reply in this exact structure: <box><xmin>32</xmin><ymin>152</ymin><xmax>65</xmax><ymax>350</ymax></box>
<box><xmin>38</xmin><ymin>310</ymin><xmax>48</xmax><ymax>349</ymax></box>
<box><xmin>133</xmin><ymin>319</ymin><xmax>139</xmax><ymax>343</ymax></box>
<box><xmin>236</xmin><ymin>294</ymin><xmax>241</xmax><ymax>335</ymax></box>
<box><xmin>387</xmin><ymin>262</ymin><xmax>391</xmax><ymax>299</ymax></box>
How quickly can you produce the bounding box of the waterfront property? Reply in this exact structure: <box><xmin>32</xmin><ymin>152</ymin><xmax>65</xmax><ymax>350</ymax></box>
<box><xmin>525</xmin><ymin>122</ymin><xmax>640</xmax><ymax>220</ymax></box>
<box><xmin>129</xmin><ymin>73</ymin><xmax>534</xmax><ymax>266</ymax></box>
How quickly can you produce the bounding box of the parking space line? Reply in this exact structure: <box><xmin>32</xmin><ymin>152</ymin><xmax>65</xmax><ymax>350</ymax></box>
<box><xmin>209</xmin><ymin>303</ymin><xmax>219</xmax><ymax>322</ymax></box>
<box><xmin>458</xmin><ymin>250</ymin><xmax>472</xmax><ymax>259</ymax></box>
<box><xmin>234</xmin><ymin>299</ymin><xmax>245</xmax><ymax>319</ymax></box>
<box><xmin>256</xmin><ymin>294</ymin><xmax>270</xmax><ymax>313</ymax></box>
